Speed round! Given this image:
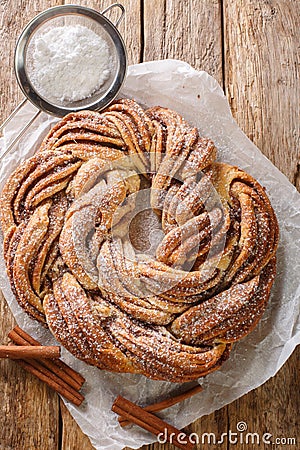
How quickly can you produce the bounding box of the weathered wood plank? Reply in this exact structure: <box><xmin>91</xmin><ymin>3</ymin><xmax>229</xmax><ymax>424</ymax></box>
<box><xmin>223</xmin><ymin>0</ymin><xmax>300</xmax><ymax>183</ymax></box>
<box><xmin>143</xmin><ymin>0</ymin><xmax>223</xmax><ymax>86</ymax></box>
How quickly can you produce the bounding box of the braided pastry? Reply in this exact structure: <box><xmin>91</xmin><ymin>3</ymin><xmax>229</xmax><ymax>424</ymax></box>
<box><xmin>0</xmin><ymin>99</ymin><xmax>279</xmax><ymax>382</ymax></box>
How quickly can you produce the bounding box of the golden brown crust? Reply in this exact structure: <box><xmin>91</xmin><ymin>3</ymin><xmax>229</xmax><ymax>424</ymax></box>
<box><xmin>0</xmin><ymin>99</ymin><xmax>279</xmax><ymax>382</ymax></box>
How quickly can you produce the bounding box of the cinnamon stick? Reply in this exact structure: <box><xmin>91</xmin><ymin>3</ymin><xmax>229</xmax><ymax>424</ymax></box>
<box><xmin>0</xmin><ymin>345</ymin><xmax>60</xmax><ymax>359</ymax></box>
<box><xmin>15</xmin><ymin>359</ymin><xmax>84</xmax><ymax>406</ymax></box>
<box><xmin>8</xmin><ymin>326</ymin><xmax>85</xmax><ymax>389</ymax></box>
<box><xmin>8</xmin><ymin>328</ymin><xmax>83</xmax><ymax>391</ymax></box>
<box><xmin>119</xmin><ymin>384</ymin><xmax>203</xmax><ymax>427</ymax></box>
<box><xmin>7</xmin><ymin>326</ymin><xmax>86</xmax><ymax>406</ymax></box>
<box><xmin>20</xmin><ymin>356</ymin><xmax>84</xmax><ymax>402</ymax></box>
<box><xmin>112</xmin><ymin>396</ymin><xmax>194</xmax><ymax>450</ymax></box>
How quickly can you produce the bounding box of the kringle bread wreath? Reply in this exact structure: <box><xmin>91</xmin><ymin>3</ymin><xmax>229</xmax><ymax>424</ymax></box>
<box><xmin>0</xmin><ymin>99</ymin><xmax>279</xmax><ymax>382</ymax></box>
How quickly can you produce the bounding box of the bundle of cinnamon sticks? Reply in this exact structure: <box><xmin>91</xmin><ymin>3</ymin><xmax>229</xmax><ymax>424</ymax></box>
<box><xmin>112</xmin><ymin>385</ymin><xmax>203</xmax><ymax>450</ymax></box>
<box><xmin>3</xmin><ymin>325</ymin><xmax>85</xmax><ymax>406</ymax></box>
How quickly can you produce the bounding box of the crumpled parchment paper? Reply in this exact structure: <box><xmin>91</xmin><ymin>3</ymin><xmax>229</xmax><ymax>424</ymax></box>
<box><xmin>0</xmin><ymin>60</ymin><xmax>299</xmax><ymax>450</ymax></box>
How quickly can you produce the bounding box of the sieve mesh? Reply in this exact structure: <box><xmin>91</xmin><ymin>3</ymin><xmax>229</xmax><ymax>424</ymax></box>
<box><xmin>24</xmin><ymin>14</ymin><xmax>119</xmax><ymax>109</ymax></box>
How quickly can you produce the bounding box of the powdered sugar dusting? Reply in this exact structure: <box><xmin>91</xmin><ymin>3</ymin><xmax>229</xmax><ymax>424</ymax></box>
<box><xmin>28</xmin><ymin>25</ymin><xmax>111</xmax><ymax>102</ymax></box>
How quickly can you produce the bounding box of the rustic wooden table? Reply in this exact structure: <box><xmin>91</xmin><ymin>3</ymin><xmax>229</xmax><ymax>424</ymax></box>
<box><xmin>0</xmin><ymin>1</ymin><xmax>299</xmax><ymax>449</ymax></box>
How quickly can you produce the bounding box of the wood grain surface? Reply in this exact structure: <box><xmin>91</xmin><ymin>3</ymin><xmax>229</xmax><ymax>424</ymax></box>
<box><xmin>0</xmin><ymin>1</ymin><xmax>299</xmax><ymax>449</ymax></box>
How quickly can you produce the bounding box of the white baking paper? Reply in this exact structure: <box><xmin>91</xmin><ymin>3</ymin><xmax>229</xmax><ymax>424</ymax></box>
<box><xmin>0</xmin><ymin>60</ymin><xmax>299</xmax><ymax>450</ymax></box>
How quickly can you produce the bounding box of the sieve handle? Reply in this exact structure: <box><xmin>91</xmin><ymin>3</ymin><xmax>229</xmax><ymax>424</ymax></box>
<box><xmin>101</xmin><ymin>3</ymin><xmax>125</xmax><ymax>28</ymax></box>
<box><xmin>0</xmin><ymin>98</ymin><xmax>28</xmax><ymax>135</ymax></box>
<box><xmin>0</xmin><ymin>108</ymin><xmax>41</xmax><ymax>162</ymax></box>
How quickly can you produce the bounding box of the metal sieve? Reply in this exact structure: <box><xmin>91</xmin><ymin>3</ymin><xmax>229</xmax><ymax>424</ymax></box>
<box><xmin>0</xmin><ymin>3</ymin><xmax>126</xmax><ymax>156</ymax></box>
<box><xmin>15</xmin><ymin>3</ymin><xmax>127</xmax><ymax>116</ymax></box>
